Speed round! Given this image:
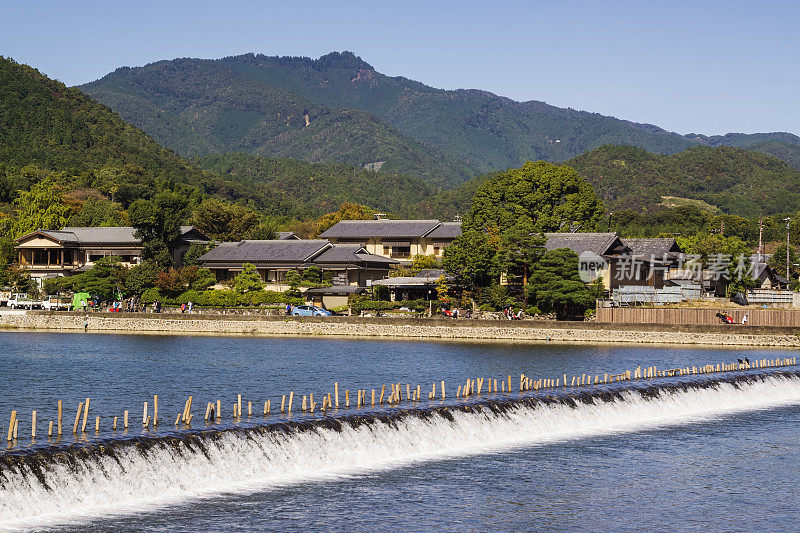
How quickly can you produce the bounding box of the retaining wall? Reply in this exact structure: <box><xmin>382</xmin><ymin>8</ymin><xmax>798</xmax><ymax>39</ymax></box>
<box><xmin>1</xmin><ymin>312</ymin><xmax>799</xmax><ymax>347</ymax></box>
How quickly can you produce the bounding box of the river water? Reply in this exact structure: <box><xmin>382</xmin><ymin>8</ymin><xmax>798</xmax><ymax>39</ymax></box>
<box><xmin>1</xmin><ymin>332</ymin><xmax>799</xmax><ymax>531</ymax></box>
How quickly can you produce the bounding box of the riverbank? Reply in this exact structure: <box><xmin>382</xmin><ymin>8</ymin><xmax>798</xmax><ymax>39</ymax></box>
<box><xmin>1</xmin><ymin>311</ymin><xmax>799</xmax><ymax>347</ymax></box>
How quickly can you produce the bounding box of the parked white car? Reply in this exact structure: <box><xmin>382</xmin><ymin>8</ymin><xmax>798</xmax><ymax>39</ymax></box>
<box><xmin>8</xmin><ymin>293</ymin><xmax>43</xmax><ymax>309</ymax></box>
<box><xmin>41</xmin><ymin>296</ymin><xmax>72</xmax><ymax>311</ymax></box>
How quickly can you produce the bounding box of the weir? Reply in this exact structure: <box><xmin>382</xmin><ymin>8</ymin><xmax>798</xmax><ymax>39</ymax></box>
<box><xmin>1</xmin><ymin>370</ymin><xmax>800</xmax><ymax>528</ymax></box>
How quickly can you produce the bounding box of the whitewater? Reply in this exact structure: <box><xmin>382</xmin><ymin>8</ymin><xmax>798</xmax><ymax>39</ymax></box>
<box><xmin>1</xmin><ymin>371</ymin><xmax>799</xmax><ymax>531</ymax></box>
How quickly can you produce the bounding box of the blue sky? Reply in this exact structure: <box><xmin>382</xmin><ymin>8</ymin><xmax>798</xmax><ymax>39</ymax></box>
<box><xmin>3</xmin><ymin>0</ymin><xmax>798</xmax><ymax>135</ymax></box>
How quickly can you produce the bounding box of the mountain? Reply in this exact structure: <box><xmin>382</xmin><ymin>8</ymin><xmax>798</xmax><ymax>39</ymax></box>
<box><xmin>194</xmin><ymin>153</ymin><xmax>443</xmax><ymax>218</ymax></box>
<box><xmin>0</xmin><ymin>56</ymin><xmax>202</xmax><ymax>182</ymax></box>
<box><xmin>564</xmin><ymin>144</ymin><xmax>800</xmax><ymax>217</ymax></box>
<box><xmin>78</xmin><ymin>52</ymin><xmax>710</xmax><ymax>186</ymax></box>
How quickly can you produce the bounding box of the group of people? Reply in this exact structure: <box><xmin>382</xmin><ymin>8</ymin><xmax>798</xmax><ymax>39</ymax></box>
<box><xmin>717</xmin><ymin>312</ymin><xmax>749</xmax><ymax>325</ymax></box>
<box><xmin>503</xmin><ymin>307</ymin><xmax>524</xmax><ymax>320</ymax></box>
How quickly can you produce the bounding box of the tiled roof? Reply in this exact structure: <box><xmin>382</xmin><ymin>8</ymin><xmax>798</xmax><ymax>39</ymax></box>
<box><xmin>313</xmin><ymin>244</ymin><xmax>397</xmax><ymax>264</ymax></box>
<box><xmin>60</xmin><ymin>227</ymin><xmax>140</xmax><ymax>245</ymax></box>
<box><xmin>319</xmin><ymin>220</ymin><xmax>441</xmax><ymax>239</ymax></box>
<box><xmin>427</xmin><ymin>222</ymin><xmax>462</xmax><ymax>239</ymax></box>
<box><xmin>199</xmin><ymin>240</ymin><xmax>330</xmax><ymax>263</ymax></box>
<box><xmin>277</xmin><ymin>232</ymin><xmax>300</xmax><ymax>240</ymax></box>
<box><xmin>544</xmin><ymin>233</ymin><xmax>626</xmax><ymax>256</ymax></box>
<box><xmin>622</xmin><ymin>238</ymin><xmax>681</xmax><ymax>257</ymax></box>
<box><xmin>20</xmin><ymin>226</ymin><xmax>206</xmax><ymax>246</ymax></box>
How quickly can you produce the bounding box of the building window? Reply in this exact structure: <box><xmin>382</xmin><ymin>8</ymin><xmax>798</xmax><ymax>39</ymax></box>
<box><xmin>390</xmin><ymin>246</ymin><xmax>411</xmax><ymax>258</ymax></box>
<box><xmin>434</xmin><ymin>246</ymin><xmax>440</xmax><ymax>256</ymax></box>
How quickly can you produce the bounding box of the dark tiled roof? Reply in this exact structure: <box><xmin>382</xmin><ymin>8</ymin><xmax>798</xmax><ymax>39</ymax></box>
<box><xmin>544</xmin><ymin>233</ymin><xmax>626</xmax><ymax>256</ymax></box>
<box><xmin>427</xmin><ymin>222</ymin><xmax>462</xmax><ymax>239</ymax></box>
<box><xmin>277</xmin><ymin>232</ymin><xmax>300</xmax><ymax>240</ymax></box>
<box><xmin>199</xmin><ymin>240</ymin><xmax>330</xmax><ymax>263</ymax></box>
<box><xmin>60</xmin><ymin>227</ymin><xmax>140</xmax><ymax>245</ymax></box>
<box><xmin>313</xmin><ymin>244</ymin><xmax>397</xmax><ymax>265</ymax></box>
<box><xmin>622</xmin><ymin>238</ymin><xmax>681</xmax><ymax>257</ymax></box>
<box><xmin>33</xmin><ymin>230</ymin><xmax>81</xmax><ymax>244</ymax></box>
<box><xmin>319</xmin><ymin>220</ymin><xmax>441</xmax><ymax>239</ymax></box>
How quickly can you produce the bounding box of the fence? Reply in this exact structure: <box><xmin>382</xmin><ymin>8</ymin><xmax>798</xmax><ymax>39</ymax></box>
<box><xmin>612</xmin><ymin>285</ymin><xmax>702</xmax><ymax>306</ymax></box>
<box><xmin>596</xmin><ymin>306</ymin><xmax>800</xmax><ymax>327</ymax></box>
<box><xmin>746</xmin><ymin>289</ymin><xmax>795</xmax><ymax>305</ymax></box>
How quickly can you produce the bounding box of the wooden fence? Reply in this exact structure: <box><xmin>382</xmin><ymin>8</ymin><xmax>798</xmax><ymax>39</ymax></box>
<box><xmin>596</xmin><ymin>306</ymin><xmax>800</xmax><ymax>327</ymax></box>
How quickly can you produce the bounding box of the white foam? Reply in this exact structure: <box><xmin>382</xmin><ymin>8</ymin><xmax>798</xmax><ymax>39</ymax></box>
<box><xmin>1</xmin><ymin>374</ymin><xmax>799</xmax><ymax>531</ymax></box>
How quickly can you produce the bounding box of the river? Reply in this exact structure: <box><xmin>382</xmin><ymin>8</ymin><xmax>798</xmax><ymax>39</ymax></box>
<box><xmin>0</xmin><ymin>332</ymin><xmax>798</xmax><ymax>531</ymax></box>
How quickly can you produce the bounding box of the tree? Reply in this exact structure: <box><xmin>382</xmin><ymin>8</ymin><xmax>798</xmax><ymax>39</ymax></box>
<box><xmin>71</xmin><ymin>257</ymin><xmax>128</xmax><ymax>301</ymax></box>
<box><xmin>191</xmin><ymin>199</ymin><xmax>261</xmax><ymax>241</ymax></box>
<box><xmin>442</xmin><ymin>228</ymin><xmax>498</xmax><ymax>291</ymax></box>
<box><xmin>182</xmin><ymin>243</ymin><xmax>212</xmax><ymax>267</ymax></box>
<box><xmin>495</xmin><ymin>222</ymin><xmax>545</xmax><ymax>288</ymax></box>
<box><xmin>155</xmin><ymin>268</ymin><xmax>186</xmax><ymax>297</ymax></box>
<box><xmin>129</xmin><ymin>191</ymin><xmax>189</xmax><ymax>267</ymax></box>
<box><xmin>464</xmin><ymin>161</ymin><xmax>605</xmax><ymax>236</ymax></box>
<box><xmin>234</xmin><ymin>263</ymin><xmax>263</xmax><ymax>293</ymax></box>
<box><xmin>444</xmin><ymin>161</ymin><xmax>603</xmax><ymax>293</ymax></box>
<box><xmin>125</xmin><ymin>261</ymin><xmax>161</xmax><ymax>295</ymax></box>
<box><xmin>526</xmin><ymin>248</ymin><xmax>595</xmax><ymax>319</ymax></box>
<box><xmin>182</xmin><ymin>266</ymin><xmax>216</xmax><ymax>291</ymax></box>
<box><xmin>315</xmin><ymin>202</ymin><xmax>374</xmax><ymax>235</ymax></box>
<box><xmin>9</xmin><ymin>179</ymin><xmax>69</xmax><ymax>238</ymax></box>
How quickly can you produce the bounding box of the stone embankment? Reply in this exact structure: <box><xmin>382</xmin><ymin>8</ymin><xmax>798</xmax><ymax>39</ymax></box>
<box><xmin>1</xmin><ymin>311</ymin><xmax>799</xmax><ymax>347</ymax></box>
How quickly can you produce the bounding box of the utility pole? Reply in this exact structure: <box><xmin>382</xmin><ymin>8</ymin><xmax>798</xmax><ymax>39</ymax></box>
<box><xmin>757</xmin><ymin>218</ymin><xmax>764</xmax><ymax>264</ymax></box>
<box><xmin>785</xmin><ymin>217</ymin><xmax>792</xmax><ymax>279</ymax></box>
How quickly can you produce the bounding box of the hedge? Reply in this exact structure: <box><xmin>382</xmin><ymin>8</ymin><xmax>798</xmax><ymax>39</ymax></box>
<box><xmin>140</xmin><ymin>288</ymin><xmax>303</xmax><ymax>307</ymax></box>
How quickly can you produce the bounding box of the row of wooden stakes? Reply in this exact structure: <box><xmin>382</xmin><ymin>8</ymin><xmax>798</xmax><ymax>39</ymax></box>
<box><xmin>4</xmin><ymin>356</ymin><xmax>797</xmax><ymax>445</ymax></box>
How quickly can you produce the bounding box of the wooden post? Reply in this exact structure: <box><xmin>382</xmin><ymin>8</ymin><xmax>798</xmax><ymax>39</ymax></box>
<box><xmin>124</xmin><ymin>410</ymin><xmax>129</xmax><ymax>429</ymax></box>
<box><xmin>205</xmin><ymin>403</ymin><xmax>212</xmax><ymax>421</ymax></box>
<box><xmin>31</xmin><ymin>410</ymin><xmax>37</xmax><ymax>438</ymax></box>
<box><xmin>7</xmin><ymin>411</ymin><xmax>17</xmax><ymax>441</ymax></box>
<box><xmin>431</xmin><ymin>382</ymin><xmax>436</xmax><ymax>399</ymax></box>
<box><xmin>371</xmin><ymin>389</ymin><xmax>375</xmax><ymax>406</ymax></box>
<box><xmin>95</xmin><ymin>416</ymin><xmax>100</xmax><ymax>432</ymax></box>
<box><xmin>113</xmin><ymin>416</ymin><xmax>117</xmax><ymax>430</ymax></box>
<box><xmin>264</xmin><ymin>400</ymin><xmax>270</xmax><ymax>415</ymax></box>
<box><xmin>143</xmin><ymin>401</ymin><xmax>148</xmax><ymax>425</ymax></box>
<box><xmin>288</xmin><ymin>391</ymin><xmax>294</xmax><ymax>414</ymax></box>
<box><xmin>302</xmin><ymin>395</ymin><xmax>307</xmax><ymax>412</ymax></box>
<box><xmin>441</xmin><ymin>380</ymin><xmax>446</xmax><ymax>400</ymax></box>
<box><xmin>186</xmin><ymin>414</ymin><xmax>193</xmax><ymax>425</ymax></box>
<box><xmin>456</xmin><ymin>385</ymin><xmax>462</xmax><ymax>397</ymax></box>
<box><xmin>310</xmin><ymin>393</ymin><xmax>315</xmax><ymax>411</ymax></box>
<box><xmin>406</xmin><ymin>384</ymin><xmax>411</xmax><ymax>400</ymax></box>
<box><xmin>248</xmin><ymin>401</ymin><xmax>252</xmax><ymax>417</ymax></box>
<box><xmin>216</xmin><ymin>400</ymin><xmax>222</xmax><ymax>419</ymax></box>
<box><xmin>72</xmin><ymin>403</ymin><xmax>83</xmax><ymax>434</ymax></box>
<box><xmin>494</xmin><ymin>379</ymin><xmax>497</xmax><ymax>393</ymax></box>
<box><xmin>345</xmin><ymin>390</ymin><xmax>350</xmax><ymax>407</ymax></box>
<box><xmin>281</xmin><ymin>395</ymin><xmax>286</xmax><ymax>413</ymax></box>
<box><xmin>416</xmin><ymin>385</ymin><xmax>421</xmax><ymax>401</ymax></box>
<box><xmin>48</xmin><ymin>420</ymin><xmax>53</xmax><ymax>437</ymax></box>
<box><xmin>58</xmin><ymin>400</ymin><xmax>62</xmax><ymax>436</ymax></box>
<box><xmin>380</xmin><ymin>385</ymin><xmax>386</xmax><ymax>404</ymax></box>
<box><xmin>153</xmin><ymin>395</ymin><xmax>159</xmax><ymax>425</ymax></box>
<box><xmin>335</xmin><ymin>382</ymin><xmax>339</xmax><ymax>408</ymax></box>
<box><xmin>175</xmin><ymin>413</ymin><xmax>181</xmax><ymax>426</ymax></box>
<box><xmin>13</xmin><ymin>419</ymin><xmax>17</xmax><ymax>440</ymax></box>
<box><xmin>82</xmin><ymin>398</ymin><xmax>90</xmax><ymax>433</ymax></box>
<box><xmin>238</xmin><ymin>395</ymin><xmax>242</xmax><ymax>417</ymax></box>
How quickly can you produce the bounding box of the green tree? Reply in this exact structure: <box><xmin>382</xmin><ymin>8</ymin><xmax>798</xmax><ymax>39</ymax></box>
<box><xmin>465</xmin><ymin>161</ymin><xmax>605</xmax><ymax>236</ymax></box>
<box><xmin>234</xmin><ymin>263</ymin><xmax>263</xmax><ymax>293</ymax></box>
<box><xmin>442</xmin><ymin>228</ymin><xmax>498</xmax><ymax>291</ymax></box>
<box><xmin>495</xmin><ymin>223</ymin><xmax>545</xmax><ymax>288</ymax></box>
<box><xmin>182</xmin><ymin>266</ymin><xmax>217</xmax><ymax>291</ymax></box>
<box><xmin>191</xmin><ymin>198</ymin><xmax>262</xmax><ymax>241</ymax></box>
<box><xmin>129</xmin><ymin>191</ymin><xmax>189</xmax><ymax>267</ymax></box>
<box><xmin>125</xmin><ymin>261</ymin><xmax>161</xmax><ymax>295</ymax></box>
<box><xmin>526</xmin><ymin>248</ymin><xmax>595</xmax><ymax>319</ymax></box>
<box><xmin>71</xmin><ymin>257</ymin><xmax>128</xmax><ymax>300</ymax></box>
<box><xmin>9</xmin><ymin>179</ymin><xmax>69</xmax><ymax>238</ymax></box>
